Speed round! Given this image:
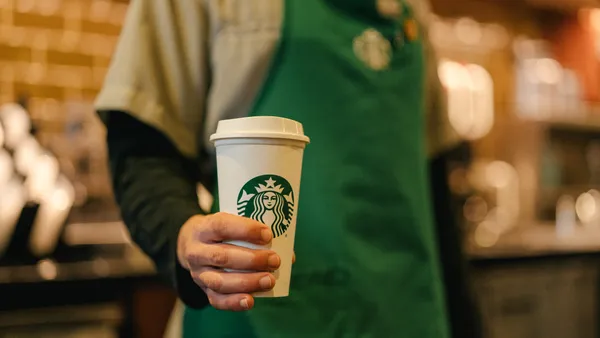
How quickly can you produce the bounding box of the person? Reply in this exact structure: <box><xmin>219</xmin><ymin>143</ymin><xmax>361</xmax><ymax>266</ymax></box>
<box><xmin>96</xmin><ymin>0</ymin><xmax>479</xmax><ymax>337</ymax></box>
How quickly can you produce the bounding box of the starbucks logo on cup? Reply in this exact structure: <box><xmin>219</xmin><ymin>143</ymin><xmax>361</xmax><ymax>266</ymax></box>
<box><xmin>237</xmin><ymin>175</ymin><xmax>295</xmax><ymax>238</ymax></box>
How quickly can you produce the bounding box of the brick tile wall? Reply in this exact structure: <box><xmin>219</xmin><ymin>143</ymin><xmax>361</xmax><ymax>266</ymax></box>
<box><xmin>0</xmin><ymin>0</ymin><xmax>128</xmax><ymax>201</ymax></box>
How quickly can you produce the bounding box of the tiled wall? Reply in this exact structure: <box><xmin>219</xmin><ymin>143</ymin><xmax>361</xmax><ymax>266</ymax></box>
<box><xmin>0</xmin><ymin>0</ymin><xmax>127</xmax><ymax>126</ymax></box>
<box><xmin>0</xmin><ymin>0</ymin><xmax>129</xmax><ymax>201</ymax></box>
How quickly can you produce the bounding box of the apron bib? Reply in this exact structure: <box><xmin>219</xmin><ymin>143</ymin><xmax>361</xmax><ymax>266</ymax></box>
<box><xmin>184</xmin><ymin>0</ymin><xmax>449</xmax><ymax>337</ymax></box>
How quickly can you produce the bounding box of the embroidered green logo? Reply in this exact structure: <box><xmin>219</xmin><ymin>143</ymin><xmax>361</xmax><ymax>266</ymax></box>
<box><xmin>237</xmin><ymin>175</ymin><xmax>294</xmax><ymax>238</ymax></box>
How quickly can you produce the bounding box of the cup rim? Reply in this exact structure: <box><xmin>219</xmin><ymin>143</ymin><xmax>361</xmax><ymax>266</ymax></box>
<box><xmin>210</xmin><ymin>131</ymin><xmax>310</xmax><ymax>143</ymax></box>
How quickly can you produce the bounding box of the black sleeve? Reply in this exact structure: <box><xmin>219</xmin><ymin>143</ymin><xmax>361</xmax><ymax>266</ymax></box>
<box><xmin>100</xmin><ymin>110</ymin><xmax>209</xmax><ymax>309</ymax></box>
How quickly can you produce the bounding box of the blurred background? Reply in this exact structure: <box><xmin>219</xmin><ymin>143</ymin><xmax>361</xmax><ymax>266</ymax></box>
<box><xmin>3</xmin><ymin>0</ymin><xmax>600</xmax><ymax>337</ymax></box>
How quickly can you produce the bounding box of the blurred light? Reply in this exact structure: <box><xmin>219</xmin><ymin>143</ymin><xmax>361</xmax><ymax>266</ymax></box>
<box><xmin>536</xmin><ymin>58</ymin><xmax>562</xmax><ymax>85</ymax></box>
<box><xmin>513</xmin><ymin>36</ymin><xmax>536</xmax><ymax>59</ymax></box>
<box><xmin>429</xmin><ymin>20</ymin><xmax>452</xmax><ymax>47</ymax></box>
<box><xmin>590</xmin><ymin>9</ymin><xmax>600</xmax><ymax>32</ymax></box>
<box><xmin>30</xmin><ymin>176</ymin><xmax>74</xmax><ymax>257</ymax></box>
<box><xmin>485</xmin><ymin>161</ymin><xmax>513</xmax><ymax>189</ymax></box>
<box><xmin>486</xmin><ymin>207</ymin><xmax>514</xmax><ymax>233</ymax></box>
<box><xmin>25</xmin><ymin>152</ymin><xmax>60</xmax><ymax>202</ymax></box>
<box><xmin>589</xmin><ymin>190</ymin><xmax>600</xmax><ymax>225</ymax></box>
<box><xmin>576</xmin><ymin>192</ymin><xmax>597</xmax><ymax>224</ymax></box>
<box><xmin>474</xmin><ymin>220</ymin><xmax>500</xmax><ymax>247</ymax></box>
<box><xmin>522</xmin><ymin>60</ymin><xmax>539</xmax><ymax>87</ymax></box>
<box><xmin>440</xmin><ymin>60</ymin><xmax>494</xmax><ymax>140</ymax></box>
<box><xmin>443</xmin><ymin>61</ymin><xmax>473</xmax><ymax>139</ymax></box>
<box><xmin>556</xmin><ymin>195</ymin><xmax>577</xmax><ymax>237</ymax></box>
<box><xmin>589</xmin><ymin>189</ymin><xmax>600</xmax><ymax>202</ymax></box>
<box><xmin>467</xmin><ymin>160</ymin><xmax>490</xmax><ymax>191</ymax></box>
<box><xmin>484</xmin><ymin>160</ymin><xmax>520</xmax><ymax>227</ymax></box>
<box><xmin>454</xmin><ymin>17</ymin><xmax>482</xmax><ymax>45</ymax></box>
<box><xmin>482</xmin><ymin>23</ymin><xmax>509</xmax><ymax>49</ymax></box>
<box><xmin>53</xmin><ymin>189</ymin><xmax>71</xmax><ymax>211</ymax></box>
<box><xmin>0</xmin><ymin>103</ymin><xmax>31</xmax><ymax>150</ymax></box>
<box><xmin>465</xmin><ymin>64</ymin><xmax>494</xmax><ymax>139</ymax></box>
<box><xmin>438</xmin><ymin>59</ymin><xmax>467</xmax><ymax>89</ymax></box>
<box><xmin>92</xmin><ymin>258</ymin><xmax>110</xmax><ymax>277</ymax></box>
<box><xmin>14</xmin><ymin>136</ymin><xmax>41</xmax><ymax>175</ymax></box>
<box><xmin>36</xmin><ymin>259</ymin><xmax>58</xmax><ymax>280</ymax></box>
<box><xmin>463</xmin><ymin>195</ymin><xmax>488</xmax><ymax>223</ymax></box>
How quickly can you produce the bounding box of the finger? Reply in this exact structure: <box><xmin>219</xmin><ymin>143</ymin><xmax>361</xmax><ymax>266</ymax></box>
<box><xmin>198</xmin><ymin>212</ymin><xmax>272</xmax><ymax>245</ymax></box>
<box><xmin>205</xmin><ymin>288</ymin><xmax>255</xmax><ymax>311</ymax></box>
<box><xmin>185</xmin><ymin>243</ymin><xmax>281</xmax><ymax>271</ymax></box>
<box><xmin>194</xmin><ymin>267</ymin><xmax>275</xmax><ymax>294</ymax></box>
<box><xmin>293</xmin><ymin>252</ymin><xmax>296</xmax><ymax>264</ymax></box>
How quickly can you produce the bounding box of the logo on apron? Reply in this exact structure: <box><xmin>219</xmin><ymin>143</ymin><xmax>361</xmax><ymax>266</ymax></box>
<box><xmin>353</xmin><ymin>28</ymin><xmax>392</xmax><ymax>71</ymax></box>
<box><xmin>237</xmin><ymin>175</ymin><xmax>294</xmax><ymax>238</ymax></box>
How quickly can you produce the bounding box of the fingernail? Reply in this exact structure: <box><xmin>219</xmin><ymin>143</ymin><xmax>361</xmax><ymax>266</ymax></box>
<box><xmin>261</xmin><ymin>228</ymin><xmax>272</xmax><ymax>243</ymax></box>
<box><xmin>240</xmin><ymin>298</ymin><xmax>249</xmax><ymax>309</ymax></box>
<box><xmin>260</xmin><ymin>275</ymin><xmax>273</xmax><ymax>289</ymax></box>
<box><xmin>268</xmin><ymin>254</ymin><xmax>280</xmax><ymax>269</ymax></box>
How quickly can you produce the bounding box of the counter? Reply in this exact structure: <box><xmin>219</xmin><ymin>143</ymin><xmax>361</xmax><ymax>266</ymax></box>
<box><xmin>468</xmin><ymin>224</ymin><xmax>600</xmax><ymax>260</ymax></box>
<box><xmin>467</xmin><ymin>225</ymin><xmax>600</xmax><ymax>338</ymax></box>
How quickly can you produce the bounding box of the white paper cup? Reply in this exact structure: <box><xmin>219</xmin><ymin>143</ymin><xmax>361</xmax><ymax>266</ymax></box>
<box><xmin>210</xmin><ymin>116</ymin><xmax>310</xmax><ymax>297</ymax></box>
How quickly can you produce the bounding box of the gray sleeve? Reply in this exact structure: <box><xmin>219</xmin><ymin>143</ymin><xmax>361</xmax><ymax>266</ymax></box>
<box><xmin>95</xmin><ymin>0</ymin><xmax>210</xmax><ymax>158</ymax></box>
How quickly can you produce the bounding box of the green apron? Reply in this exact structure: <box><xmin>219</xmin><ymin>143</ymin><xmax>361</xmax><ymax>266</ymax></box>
<box><xmin>185</xmin><ymin>0</ymin><xmax>450</xmax><ymax>337</ymax></box>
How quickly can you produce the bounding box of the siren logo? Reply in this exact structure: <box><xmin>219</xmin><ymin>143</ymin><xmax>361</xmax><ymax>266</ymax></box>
<box><xmin>237</xmin><ymin>175</ymin><xmax>294</xmax><ymax>238</ymax></box>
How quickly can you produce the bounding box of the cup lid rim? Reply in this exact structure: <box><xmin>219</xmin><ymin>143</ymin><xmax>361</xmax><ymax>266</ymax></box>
<box><xmin>210</xmin><ymin>131</ymin><xmax>310</xmax><ymax>143</ymax></box>
<box><xmin>209</xmin><ymin>116</ymin><xmax>310</xmax><ymax>143</ymax></box>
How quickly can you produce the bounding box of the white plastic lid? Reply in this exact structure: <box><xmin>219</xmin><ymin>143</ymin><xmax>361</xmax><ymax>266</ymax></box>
<box><xmin>210</xmin><ymin>116</ymin><xmax>310</xmax><ymax>143</ymax></box>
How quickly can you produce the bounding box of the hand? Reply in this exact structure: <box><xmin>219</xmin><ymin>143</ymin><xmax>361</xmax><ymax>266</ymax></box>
<box><xmin>177</xmin><ymin>213</ymin><xmax>280</xmax><ymax>311</ymax></box>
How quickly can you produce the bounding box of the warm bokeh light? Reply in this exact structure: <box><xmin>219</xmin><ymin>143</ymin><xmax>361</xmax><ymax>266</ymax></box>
<box><xmin>30</xmin><ymin>176</ymin><xmax>75</xmax><ymax>257</ymax></box>
<box><xmin>556</xmin><ymin>195</ymin><xmax>577</xmax><ymax>236</ymax></box>
<box><xmin>589</xmin><ymin>8</ymin><xmax>600</xmax><ymax>32</ymax></box>
<box><xmin>463</xmin><ymin>195</ymin><xmax>489</xmax><ymax>223</ymax></box>
<box><xmin>474</xmin><ymin>220</ymin><xmax>500</xmax><ymax>248</ymax></box>
<box><xmin>25</xmin><ymin>152</ymin><xmax>60</xmax><ymax>202</ymax></box>
<box><xmin>36</xmin><ymin>259</ymin><xmax>58</xmax><ymax>280</ymax></box>
<box><xmin>485</xmin><ymin>161</ymin><xmax>513</xmax><ymax>189</ymax></box>
<box><xmin>439</xmin><ymin>60</ymin><xmax>494</xmax><ymax>140</ymax></box>
<box><xmin>455</xmin><ymin>17</ymin><xmax>483</xmax><ymax>45</ymax></box>
<box><xmin>576</xmin><ymin>192</ymin><xmax>597</xmax><ymax>224</ymax></box>
<box><xmin>14</xmin><ymin>136</ymin><xmax>42</xmax><ymax>176</ymax></box>
<box><xmin>535</xmin><ymin>58</ymin><xmax>562</xmax><ymax>85</ymax></box>
<box><xmin>0</xmin><ymin>103</ymin><xmax>31</xmax><ymax>150</ymax></box>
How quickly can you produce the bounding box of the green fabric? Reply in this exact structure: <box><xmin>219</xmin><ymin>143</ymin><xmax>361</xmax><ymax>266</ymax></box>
<box><xmin>184</xmin><ymin>0</ymin><xmax>450</xmax><ymax>336</ymax></box>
